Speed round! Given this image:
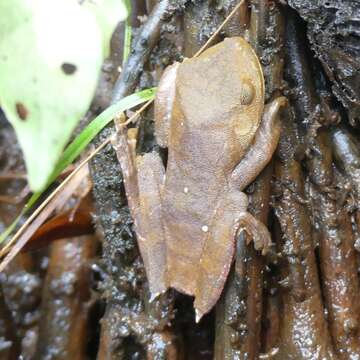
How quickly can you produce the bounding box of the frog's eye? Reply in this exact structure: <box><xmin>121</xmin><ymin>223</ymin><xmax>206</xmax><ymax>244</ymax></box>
<box><xmin>239</xmin><ymin>80</ymin><xmax>255</xmax><ymax>105</ymax></box>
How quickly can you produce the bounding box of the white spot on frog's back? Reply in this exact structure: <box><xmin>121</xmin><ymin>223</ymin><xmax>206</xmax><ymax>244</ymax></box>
<box><xmin>202</xmin><ymin>225</ymin><xmax>209</xmax><ymax>233</ymax></box>
<box><xmin>183</xmin><ymin>187</ymin><xmax>189</xmax><ymax>193</ymax></box>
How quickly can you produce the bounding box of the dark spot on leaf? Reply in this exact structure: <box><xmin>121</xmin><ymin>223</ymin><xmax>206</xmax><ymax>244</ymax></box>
<box><xmin>61</xmin><ymin>63</ymin><xmax>77</xmax><ymax>75</ymax></box>
<box><xmin>15</xmin><ymin>102</ymin><xmax>29</xmax><ymax>121</ymax></box>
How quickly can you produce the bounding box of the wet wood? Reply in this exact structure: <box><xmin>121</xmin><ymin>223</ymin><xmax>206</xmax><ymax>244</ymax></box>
<box><xmin>1</xmin><ymin>257</ymin><xmax>42</xmax><ymax>359</ymax></box>
<box><xmin>98</xmin><ymin>299</ymin><xmax>180</xmax><ymax>360</ymax></box>
<box><xmin>283</xmin><ymin>7</ymin><xmax>360</xmax><ymax>358</ymax></box>
<box><xmin>183</xmin><ymin>1</ymin><xmax>222</xmax><ymax>57</ymax></box>
<box><xmin>274</xmin><ymin>121</ymin><xmax>337</xmax><ymax>358</ymax></box>
<box><xmin>309</xmin><ymin>112</ymin><xmax>360</xmax><ymax>359</ymax></box>
<box><xmin>34</xmin><ymin>235</ymin><xmax>97</xmax><ymax>359</ymax></box>
<box><xmin>288</xmin><ymin>0</ymin><xmax>360</xmax><ymax>126</ymax></box>
<box><xmin>0</xmin><ymin>287</ymin><xmax>20</xmax><ymax>360</ymax></box>
<box><xmin>270</xmin><ymin>9</ymin><xmax>337</xmax><ymax>359</ymax></box>
<box><xmin>112</xmin><ymin>0</ymin><xmax>171</xmax><ymax>103</ymax></box>
<box><xmin>331</xmin><ymin>126</ymin><xmax>360</xmax><ymax>198</ymax></box>
<box><xmin>261</xmin><ymin>273</ymin><xmax>280</xmax><ymax>354</ymax></box>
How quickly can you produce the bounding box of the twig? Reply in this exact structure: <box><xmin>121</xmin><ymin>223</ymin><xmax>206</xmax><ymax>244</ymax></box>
<box><xmin>193</xmin><ymin>0</ymin><xmax>245</xmax><ymax>58</ymax></box>
<box><xmin>0</xmin><ymin>165</ymin><xmax>90</xmax><ymax>272</ymax></box>
<box><xmin>112</xmin><ymin>0</ymin><xmax>170</xmax><ymax>103</ymax></box>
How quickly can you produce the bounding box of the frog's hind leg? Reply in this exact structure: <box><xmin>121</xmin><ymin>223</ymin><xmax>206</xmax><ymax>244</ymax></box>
<box><xmin>112</xmin><ymin>117</ymin><xmax>167</xmax><ymax>297</ymax></box>
<box><xmin>136</xmin><ymin>152</ymin><xmax>168</xmax><ymax>297</ymax></box>
<box><xmin>194</xmin><ymin>190</ymin><xmax>272</xmax><ymax>321</ymax></box>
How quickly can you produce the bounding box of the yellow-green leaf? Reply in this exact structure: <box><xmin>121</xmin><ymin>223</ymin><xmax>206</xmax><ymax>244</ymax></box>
<box><xmin>0</xmin><ymin>0</ymin><xmax>127</xmax><ymax>191</ymax></box>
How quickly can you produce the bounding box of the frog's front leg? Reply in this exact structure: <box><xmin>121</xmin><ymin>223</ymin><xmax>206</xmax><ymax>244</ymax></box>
<box><xmin>194</xmin><ymin>190</ymin><xmax>271</xmax><ymax>321</ymax></box>
<box><xmin>231</xmin><ymin>96</ymin><xmax>287</xmax><ymax>190</ymax></box>
<box><xmin>112</xmin><ymin>119</ymin><xmax>167</xmax><ymax>297</ymax></box>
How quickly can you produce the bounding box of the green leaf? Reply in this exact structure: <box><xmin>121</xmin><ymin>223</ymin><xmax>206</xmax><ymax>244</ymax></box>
<box><xmin>122</xmin><ymin>0</ymin><xmax>132</xmax><ymax>65</ymax></box>
<box><xmin>0</xmin><ymin>0</ymin><xmax>127</xmax><ymax>192</ymax></box>
<box><xmin>84</xmin><ymin>0</ymin><xmax>128</xmax><ymax>56</ymax></box>
<box><xmin>0</xmin><ymin>88</ymin><xmax>156</xmax><ymax>244</ymax></box>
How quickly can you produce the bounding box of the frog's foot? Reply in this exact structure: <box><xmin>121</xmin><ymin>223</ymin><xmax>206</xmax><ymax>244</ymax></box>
<box><xmin>136</xmin><ymin>152</ymin><xmax>168</xmax><ymax>296</ymax></box>
<box><xmin>237</xmin><ymin>212</ymin><xmax>272</xmax><ymax>255</ymax></box>
<box><xmin>194</xmin><ymin>191</ymin><xmax>272</xmax><ymax>321</ymax></box>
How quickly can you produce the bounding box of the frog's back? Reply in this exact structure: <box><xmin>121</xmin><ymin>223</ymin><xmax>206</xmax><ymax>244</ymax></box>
<box><xmin>176</xmin><ymin>37</ymin><xmax>263</xmax><ymax>152</ymax></box>
<box><xmin>162</xmin><ymin>37</ymin><xmax>265</xmax><ymax>295</ymax></box>
<box><xmin>165</xmin><ymin>37</ymin><xmax>265</xmax><ymax>204</ymax></box>
<box><xmin>166</xmin><ymin>37</ymin><xmax>264</xmax><ymax>180</ymax></box>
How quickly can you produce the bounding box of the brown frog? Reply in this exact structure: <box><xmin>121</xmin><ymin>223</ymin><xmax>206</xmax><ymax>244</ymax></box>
<box><xmin>112</xmin><ymin>37</ymin><xmax>286</xmax><ymax>321</ymax></box>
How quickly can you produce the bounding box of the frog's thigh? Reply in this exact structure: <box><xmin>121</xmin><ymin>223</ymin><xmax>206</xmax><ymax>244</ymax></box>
<box><xmin>136</xmin><ymin>152</ymin><xmax>167</xmax><ymax>296</ymax></box>
<box><xmin>194</xmin><ymin>191</ymin><xmax>272</xmax><ymax>321</ymax></box>
<box><xmin>154</xmin><ymin>62</ymin><xmax>180</xmax><ymax>147</ymax></box>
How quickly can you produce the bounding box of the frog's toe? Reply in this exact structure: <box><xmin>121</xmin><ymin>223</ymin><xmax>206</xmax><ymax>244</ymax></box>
<box><xmin>241</xmin><ymin>214</ymin><xmax>272</xmax><ymax>255</ymax></box>
<box><xmin>252</xmin><ymin>221</ymin><xmax>272</xmax><ymax>255</ymax></box>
